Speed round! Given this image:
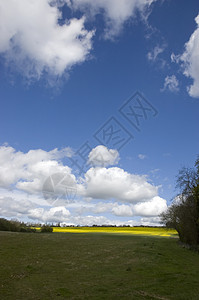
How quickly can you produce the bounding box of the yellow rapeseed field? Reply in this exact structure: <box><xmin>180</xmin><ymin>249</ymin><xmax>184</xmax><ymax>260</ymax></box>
<box><xmin>51</xmin><ymin>226</ymin><xmax>177</xmax><ymax>237</ymax></box>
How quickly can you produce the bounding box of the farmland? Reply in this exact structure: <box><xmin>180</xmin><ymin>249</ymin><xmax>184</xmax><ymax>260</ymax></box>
<box><xmin>0</xmin><ymin>228</ymin><xmax>199</xmax><ymax>299</ymax></box>
<box><xmin>51</xmin><ymin>226</ymin><xmax>177</xmax><ymax>237</ymax></box>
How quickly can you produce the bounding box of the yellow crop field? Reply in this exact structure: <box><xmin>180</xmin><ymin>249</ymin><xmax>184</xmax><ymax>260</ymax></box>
<box><xmin>52</xmin><ymin>226</ymin><xmax>177</xmax><ymax>237</ymax></box>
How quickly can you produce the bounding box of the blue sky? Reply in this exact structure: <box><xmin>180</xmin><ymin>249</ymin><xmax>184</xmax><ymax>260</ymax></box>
<box><xmin>0</xmin><ymin>0</ymin><xmax>199</xmax><ymax>226</ymax></box>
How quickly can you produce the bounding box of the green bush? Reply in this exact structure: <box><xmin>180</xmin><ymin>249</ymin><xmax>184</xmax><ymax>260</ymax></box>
<box><xmin>41</xmin><ymin>225</ymin><xmax>53</xmax><ymax>233</ymax></box>
<box><xmin>0</xmin><ymin>218</ymin><xmax>19</xmax><ymax>232</ymax></box>
<box><xmin>0</xmin><ymin>218</ymin><xmax>36</xmax><ymax>233</ymax></box>
<box><xmin>20</xmin><ymin>227</ymin><xmax>36</xmax><ymax>233</ymax></box>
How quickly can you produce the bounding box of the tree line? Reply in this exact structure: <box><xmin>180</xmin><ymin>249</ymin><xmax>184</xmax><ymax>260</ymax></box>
<box><xmin>0</xmin><ymin>218</ymin><xmax>52</xmax><ymax>233</ymax></box>
<box><xmin>161</xmin><ymin>155</ymin><xmax>199</xmax><ymax>247</ymax></box>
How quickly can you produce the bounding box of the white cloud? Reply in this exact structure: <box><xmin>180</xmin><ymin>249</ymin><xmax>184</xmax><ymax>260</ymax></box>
<box><xmin>112</xmin><ymin>204</ymin><xmax>133</xmax><ymax>217</ymax></box>
<box><xmin>70</xmin><ymin>196</ymin><xmax>167</xmax><ymax>218</ymax></box>
<box><xmin>0</xmin><ymin>188</ymin><xmax>73</xmax><ymax>222</ymax></box>
<box><xmin>0</xmin><ymin>0</ymin><xmax>94</xmax><ymax>79</ymax></box>
<box><xmin>62</xmin><ymin>215</ymin><xmax>113</xmax><ymax>226</ymax></box>
<box><xmin>0</xmin><ymin>188</ymin><xmax>48</xmax><ymax>207</ymax></box>
<box><xmin>88</xmin><ymin>145</ymin><xmax>119</xmax><ymax>167</ymax></box>
<box><xmin>162</xmin><ymin>75</ymin><xmax>179</xmax><ymax>92</ymax></box>
<box><xmin>0</xmin><ymin>191</ymin><xmax>166</xmax><ymax>223</ymax></box>
<box><xmin>147</xmin><ymin>44</ymin><xmax>165</xmax><ymax>62</ymax></box>
<box><xmin>0</xmin><ymin>196</ymin><xmax>35</xmax><ymax>218</ymax></box>
<box><xmin>176</xmin><ymin>14</ymin><xmax>199</xmax><ymax>98</ymax></box>
<box><xmin>133</xmin><ymin>196</ymin><xmax>167</xmax><ymax>216</ymax></box>
<box><xmin>91</xmin><ymin>202</ymin><xmax>114</xmax><ymax>214</ymax></box>
<box><xmin>62</xmin><ymin>214</ymin><xmax>141</xmax><ymax>226</ymax></box>
<box><xmin>83</xmin><ymin>167</ymin><xmax>158</xmax><ymax>202</ymax></box>
<box><xmin>68</xmin><ymin>0</ymin><xmax>158</xmax><ymax>38</ymax></box>
<box><xmin>0</xmin><ymin>145</ymin><xmax>167</xmax><ymax>224</ymax></box>
<box><xmin>171</xmin><ymin>52</ymin><xmax>178</xmax><ymax>63</ymax></box>
<box><xmin>29</xmin><ymin>206</ymin><xmax>70</xmax><ymax>223</ymax></box>
<box><xmin>140</xmin><ymin>216</ymin><xmax>162</xmax><ymax>226</ymax></box>
<box><xmin>138</xmin><ymin>154</ymin><xmax>146</xmax><ymax>160</ymax></box>
<box><xmin>0</xmin><ymin>0</ymin><xmax>160</xmax><ymax>81</ymax></box>
<box><xmin>0</xmin><ymin>145</ymin><xmax>75</xmax><ymax>196</ymax></box>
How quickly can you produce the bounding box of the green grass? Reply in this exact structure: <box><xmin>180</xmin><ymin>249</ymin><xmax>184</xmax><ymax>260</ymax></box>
<box><xmin>0</xmin><ymin>231</ymin><xmax>199</xmax><ymax>300</ymax></box>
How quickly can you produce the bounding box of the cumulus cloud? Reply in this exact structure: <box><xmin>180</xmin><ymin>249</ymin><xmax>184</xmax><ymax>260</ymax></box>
<box><xmin>72</xmin><ymin>196</ymin><xmax>167</xmax><ymax>218</ymax></box>
<box><xmin>0</xmin><ymin>196</ymin><xmax>35</xmax><ymax>218</ymax></box>
<box><xmin>0</xmin><ymin>145</ymin><xmax>167</xmax><ymax>224</ymax></box>
<box><xmin>83</xmin><ymin>167</ymin><xmax>158</xmax><ymax>202</ymax></box>
<box><xmin>175</xmin><ymin>14</ymin><xmax>199</xmax><ymax>98</ymax></box>
<box><xmin>88</xmin><ymin>145</ymin><xmax>119</xmax><ymax>167</ymax></box>
<box><xmin>0</xmin><ymin>0</ymin><xmax>94</xmax><ymax>79</ymax></box>
<box><xmin>29</xmin><ymin>206</ymin><xmax>70</xmax><ymax>223</ymax></box>
<box><xmin>161</xmin><ymin>75</ymin><xmax>179</xmax><ymax>92</ymax></box>
<box><xmin>133</xmin><ymin>196</ymin><xmax>167</xmax><ymax>216</ymax></box>
<box><xmin>109</xmin><ymin>197</ymin><xmax>166</xmax><ymax>218</ymax></box>
<box><xmin>61</xmin><ymin>214</ymin><xmax>142</xmax><ymax>226</ymax></box>
<box><xmin>67</xmin><ymin>0</ymin><xmax>158</xmax><ymax>38</ymax></box>
<box><xmin>0</xmin><ymin>145</ymin><xmax>75</xmax><ymax>195</ymax></box>
<box><xmin>140</xmin><ymin>216</ymin><xmax>162</xmax><ymax>226</ymax></box>
<box><xmin>0</xmin><ymin>188</ymin><xmax>72</xmax><ymax>223</ymax></box>
<box><xmin>62</xmin><ymin>215</ymin><xmax>113</xmax><ymax>226</ymax></box>
<box><xmin>0</xmin><ymin>0</ymin><xmax>159</xmax><ymax>81</ymax></box>
<box><xmin>112</xmin><ymin>204</ymin><xmax>133</xmax><ymax>217</ymax></box>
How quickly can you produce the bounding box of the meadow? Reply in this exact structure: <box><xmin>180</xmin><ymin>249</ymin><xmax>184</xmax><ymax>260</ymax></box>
<box><xmin>0</xmin><ymin>228</ymin><xmax>199</xmax><ymax>300</ymax></box>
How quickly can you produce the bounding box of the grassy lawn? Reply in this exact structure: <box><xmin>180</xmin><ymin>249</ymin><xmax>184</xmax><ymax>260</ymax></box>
<box><xmin>0</xmin><ymin>231</ymin><xmax>199</xmax><ymax>300</ymax></box>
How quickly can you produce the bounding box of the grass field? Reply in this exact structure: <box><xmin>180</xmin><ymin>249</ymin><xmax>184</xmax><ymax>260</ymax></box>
<box><xmin>0</xmin><ymin>230</ymin><xmax>199</xmax><ymax>300</ymax></box>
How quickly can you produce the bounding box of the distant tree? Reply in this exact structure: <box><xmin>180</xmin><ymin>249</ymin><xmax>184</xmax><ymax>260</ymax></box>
<box><xmin>161</xmin><ymin>156</ymin><xmax>199</xmax><ymax>246</ymax></box>
<box><xmin>0</xmin><ymin>218</ymin><xmax>15</xmax><ymax>231</ymax></box>
<box><xmin>41</xmin><ymin>225</ymin><xmax>53</xmax><ymax>233</ymax></box>
<box><xmin>0</xmin><ymin>218</ymin><xmax>36</xmax><ymax>233</ymax></box>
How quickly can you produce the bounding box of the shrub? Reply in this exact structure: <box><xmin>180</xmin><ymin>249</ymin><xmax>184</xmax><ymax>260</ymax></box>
<box><xmin>0</xmin><ymin>218</ymin><xmax>19</xmax><ymax>232</ymax></box>
<box><xmin>161</xmin><ymin>156</ymin><xmax>199</xmax><ymax>246</ymax></box>
<box><xmin>41</xmin><ymin>225</ymin><xmax>53</xmax><ymax>233</ymax></box>
<box><xmin>19</xmin><ymin>227</ymin><xmax>36</xmax><ymax>233</ymax></box>
<box><xmin>0</xmin><ymin>218</ymin><xmax>36</xmax><ymax>233</ymax></box>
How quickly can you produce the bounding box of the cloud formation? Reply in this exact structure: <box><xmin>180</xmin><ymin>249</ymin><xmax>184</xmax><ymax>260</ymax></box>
<box><xmin>0</xmin><ymin>145</ymin><xmax>167</xmax><ymax>224</ymax></box>
<box><xmin>88</xmin><ymin>145</ymin><xmax>119</xmax><ymax>167</ymax></box>
<box><xmin>162</xmin><ymin>75</ymin><xmax>179</xmax><ymax>93</ymax></box>
<box><xmin>112</xmin><ymin>204</ymin><xmax>133</xmax><ymax>217</ymax></box>
<box><xmin>133</xmin><ymin>196</ymin><xmax>167</xmax><ymax>216</ymax></box>
<box><xmin>147</xmin><ymin>44</ymin><xmax>166</xmax><ymax>62</ymax></box>
<box><xmin>172</xmin><ymin>14</ymin><xmax>199</xmax><ymax>98</ymax></box>
<box><xmin>180</xmin><ymin>14</ymin><xmax>199</xmax><ymax>97</ymax></box>
<box><xmin>0</xmin><ymin>145</ymin><xmax>74</xmax><ymax>193</ymax></box>
<box><xmin>29</xmin><ymin>206</ymin><xmax>70</xmax><ymax>223</ymax></box>
<box><xmin>0</xmin><ymin>196</ymin><xmax>35</xmax><ymax>218</ymax></box>
<box><xmin>68</xmin><ymin>0</ymin><xmax>158</xmax><ymax>38</ymax></box>
<box><xmin>0</xmin><ymin>0</ymin><xmax>159</xmax><ymax>81</ymax></box>
<box><xmin>83</xmin><ymin>167</ymin><xmax>158</xmax><ymax>202</ymax></box>
<box><xmin>0</xmin><ymin>0</ymin><xmax>93</xmax><ymax>79</ymax></box>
